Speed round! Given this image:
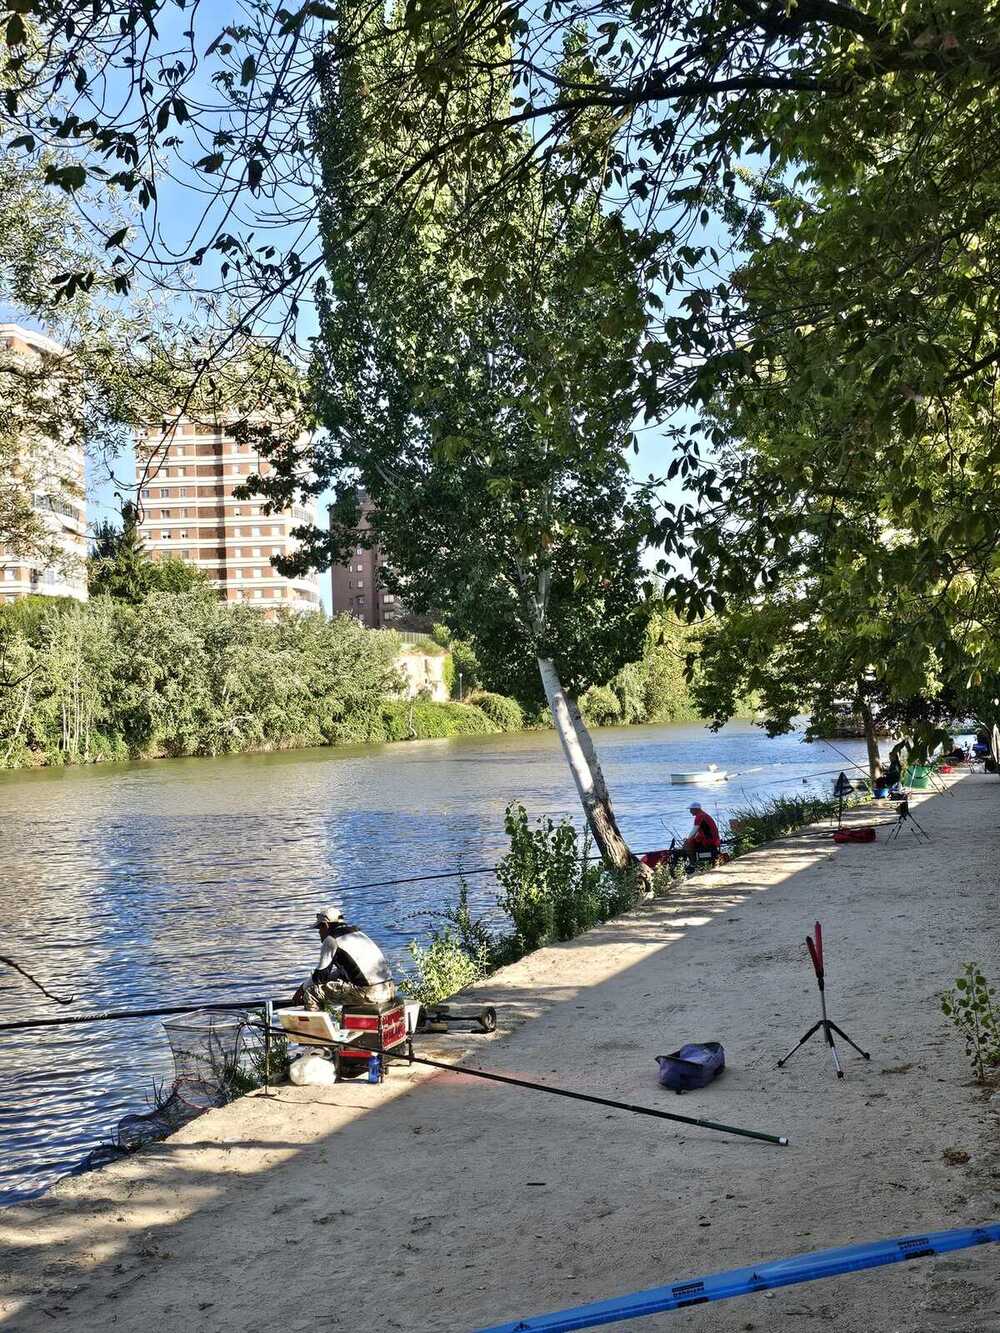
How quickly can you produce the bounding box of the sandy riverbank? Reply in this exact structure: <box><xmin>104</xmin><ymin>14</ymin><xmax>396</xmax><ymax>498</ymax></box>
<box><xmin>2</xmin><ymin>774</ymin><xmax>999</xmax><ymax>1332</ymax></box>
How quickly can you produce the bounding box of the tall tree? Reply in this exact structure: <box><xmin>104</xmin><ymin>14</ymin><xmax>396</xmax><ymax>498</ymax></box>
<box><xmin>240</xmin><ymin>20</ymin><xmax>659</xmax><ymax>877</ymax></box>
<box><xmin>88</xmin><ymin>504</ymin><xmax>210</xmax><ymax>602</ymax></box>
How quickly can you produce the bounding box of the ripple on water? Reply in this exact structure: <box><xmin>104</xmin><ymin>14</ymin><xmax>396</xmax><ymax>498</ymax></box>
<box><xmin>0</xmin><ymin>720</ymin><xmax>870</xmax><ymax>1203</ymax></box>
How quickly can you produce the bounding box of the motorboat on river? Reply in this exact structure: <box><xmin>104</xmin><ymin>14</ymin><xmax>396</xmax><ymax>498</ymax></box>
<box><xmin>670</xmin><ymin>763</ymin><xmax>729</xmax><ymax>785</ymax></box>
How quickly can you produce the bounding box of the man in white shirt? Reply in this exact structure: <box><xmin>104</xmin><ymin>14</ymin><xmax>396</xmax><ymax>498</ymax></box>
<box><xmin>293</xmin><ymin>907</ymin><xmax>397</xmax><ymax>1011</ymax></box>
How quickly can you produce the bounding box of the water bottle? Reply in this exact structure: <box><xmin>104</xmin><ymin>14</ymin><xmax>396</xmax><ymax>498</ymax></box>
<box><xmin>367</xmin><ymin>1054</ymin><xmax>381</xmax><ymax>1084</ymax></box>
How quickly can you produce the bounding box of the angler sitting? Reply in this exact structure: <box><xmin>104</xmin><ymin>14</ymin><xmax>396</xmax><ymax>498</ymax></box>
<box><xmin>293</xmin><ymin>907</ymin><xmax>397</xmax><ymax>1012</ymax></box>
<box><xmin>684</xmin><ymin>802</ymin><xmax>722</xmax><ymax>864</ymax></box>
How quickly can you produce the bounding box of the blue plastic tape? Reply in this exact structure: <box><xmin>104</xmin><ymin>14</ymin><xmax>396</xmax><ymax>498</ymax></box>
<box><xmin>475</xmin><ymin>1222</ymin><xmax>1000</xmax><ymax>1333</ymax></box>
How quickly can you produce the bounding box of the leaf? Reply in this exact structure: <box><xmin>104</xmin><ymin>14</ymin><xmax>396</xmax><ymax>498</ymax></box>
<box><xmin>241</xmin><ymin>55</ymin><xmax>256</xmax><ymax>86</ymax></box>
<box><xmin>105</xmin><ymin>227</ymin><xmax>128</xmax><ymax>249</ymax></box>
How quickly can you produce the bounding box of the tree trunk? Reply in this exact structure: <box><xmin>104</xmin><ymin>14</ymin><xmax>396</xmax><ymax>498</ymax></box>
<box><xmin>857</xmin><ymin>695</ymin><xmax>882</xmax><ymax>784</ymax></box>
<box><xmin>537</xmin><ymin>656</ymin><xmax>653</xmax><ymax>892</ymax></box>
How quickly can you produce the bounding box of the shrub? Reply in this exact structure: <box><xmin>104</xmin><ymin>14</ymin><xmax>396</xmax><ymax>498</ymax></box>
<box><xmin>579</xmin><ymin>684</ymin><xmax>621</xmax><ymax>726</ymax></box>
<box><xmin>381</xmin><ymin>700</ymin><xmax>499</xmax><ymax>741</ymax></box>
<box><xmin>610</xmin><ymin>660</ymin><xmax>647</xmax><ymax>725</ymax></box>
<box><xmin>471</xmin><ymin>691</ymin><xmax>524</xmax><ymax>731</ymax></box>
<box><xmin>724</xmin><ymin>791</ymin><xmax>860</xmax><ymax>855</ymax></box>
<box><xmin>400</xmin><ymin>804</ymin><xmax>645</xmax><ymax>1004</ymax></box>
<box><xmin>442</xmin><ymin>653</ymin><xmax>457</xmax><ymax>697</ymax></box>
<box><xmin>941</xmin><ymin>964</ymin><xmax>1000</xmax><ymax>1083</ymax></box>
<box><xmin>431</xmin><ymin>623</ymin><xmax>451</xmax><ymax>647</ymax></box>
<box><xmin>400</xmin><ymin>884</ymin><xmax>496</xmax><ymax>1005</ymax></box>
<box><xmin>496</xmin><ymin>802</ymin><xmax>638</xmax><ymax>952</ymax></box>
<box><xmin>450</xmin><ymin>638</ymin><xmax>481</xmax><ymax>693</ymax></box>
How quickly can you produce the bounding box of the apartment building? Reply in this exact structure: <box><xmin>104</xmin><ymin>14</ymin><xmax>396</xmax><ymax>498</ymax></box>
<box><xmin>329</xmin><ymin>495</ymin><xmax>405</xmax><ymax>629</ymax></box>
<box><xmin>136</xmin><ymin>419</ymin><xmax>321</xmax><ymax>612</ymax></box>
<box><xmin>0</xmin><ymin>324</ymin><xmax>88</xmax><ymax>605</ymax></box>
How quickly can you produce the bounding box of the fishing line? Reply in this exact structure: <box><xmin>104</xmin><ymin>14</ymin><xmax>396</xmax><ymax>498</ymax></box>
<box><xmin>475</xmin><ymin>1223</ymin><xmax>1000</xmax><ymax>1332</ymax></box>
<box><xmin>250</xmin><ymin>1023</ymin><xmax>788</xmax><ymax>1147</ymax></box>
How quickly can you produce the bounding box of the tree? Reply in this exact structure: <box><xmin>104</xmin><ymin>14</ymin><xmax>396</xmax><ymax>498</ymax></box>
<box><xmin>663</xmin><ymin>123</ymin><xmax>1000</xmax><ymax>749</ymax></box>
<box><xmin>88</xmin><ymin>504</ymin><xmax>211</xmax><ymax>602</ymax></box>
<box><xmin>5</xmin><ymin>0</ymin><xmax>999</xmax><ymax>427</ymax></box>
<box><xmin>238</xmin><ymin>23</ymin><xmax>659</xmax><ymax>878</ymax></box>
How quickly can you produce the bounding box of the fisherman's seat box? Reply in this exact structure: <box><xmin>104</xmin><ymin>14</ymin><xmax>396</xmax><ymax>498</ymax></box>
<box><xmin>336</xmin><ymin>998</ymin><xmax>407</xmax><ymax>1080</ymax></box>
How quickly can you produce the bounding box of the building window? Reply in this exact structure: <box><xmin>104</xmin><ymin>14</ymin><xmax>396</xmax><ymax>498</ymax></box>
<box><xmin>179</xmin><ymin>487</ymin><xmax>189</xmax><ymax>497</ymax></box>
<box><xmin>254</xmin><ymin>589</ymin><xmax>263</xmax><ymax>599</ymax></box>
<box><xmin>356</xmin><ymin>563</ymin><xmax>364</xmax><ymax>572</ymax></box>
<box><xmin>356</xmin><ymin>578</ymin><xmax>364</xmax><ymax>588</ymax></box>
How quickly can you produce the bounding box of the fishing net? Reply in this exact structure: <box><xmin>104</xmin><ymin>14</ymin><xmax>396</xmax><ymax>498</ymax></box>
<box><xmin>82</xmin><ymin>1009</ymin><xmax>262</xmax><ymax>1165</ymax></box>
<box><xmin>164</xmin><ymin>1011</ymin><xmax>246</xmax><ymax>1110</ymax></box>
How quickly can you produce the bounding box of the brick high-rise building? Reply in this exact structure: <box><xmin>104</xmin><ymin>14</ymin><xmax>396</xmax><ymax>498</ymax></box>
<box><xmin>0</xmin><ymin>324</ymin><xmax>88</xmax><ymax>605</ymax></box>
<box><xmin>329</xmin><ymin>494</ymin><xmax>405</xmax><ymax>628</ymax></box>
<box><xmin>136</xmin><ymin>419</ymin><xmax>321</xmax><ymax>612</ymax></box>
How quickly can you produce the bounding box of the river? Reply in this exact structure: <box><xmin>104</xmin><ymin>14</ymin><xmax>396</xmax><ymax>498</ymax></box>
<box><xmin>0</xmin><ymin>719</ymin><xmax>872</xmax><ymax>1205</ymax></box>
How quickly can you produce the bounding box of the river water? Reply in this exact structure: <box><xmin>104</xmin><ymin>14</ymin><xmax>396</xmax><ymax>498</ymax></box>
<box><xmin>0</xmin><ymin>719</ymin><xmax>871</xmax><ymax>1205</ymax></box>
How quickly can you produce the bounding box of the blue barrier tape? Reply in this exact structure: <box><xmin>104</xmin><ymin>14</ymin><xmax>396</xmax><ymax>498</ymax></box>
<box><xmin>475</xmin><ymin>1222</ymin><xmax>1000</xmax><ymax>1332</ymax></box>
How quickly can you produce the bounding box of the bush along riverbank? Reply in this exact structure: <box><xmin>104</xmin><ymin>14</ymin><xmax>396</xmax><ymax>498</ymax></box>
<box><xmin>0</xmin><ymin>594</ymin><xmax>529</xmax><ymax>769</ymax></box>
<box><xmin>402</xmin><ymin>789</ymin><xmax>866</xmax><ymax>1005</ymax></box>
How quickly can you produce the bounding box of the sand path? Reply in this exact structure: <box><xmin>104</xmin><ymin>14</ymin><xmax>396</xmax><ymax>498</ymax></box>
<box><xmin>1</xmin><ymin>774</ymin><xmax>998</xmax><ymax>1332</ymax></box>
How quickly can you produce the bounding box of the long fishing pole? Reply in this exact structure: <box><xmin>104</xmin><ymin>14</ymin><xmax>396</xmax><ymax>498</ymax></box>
<box><xmin>0</xmin><ymin>997</ymin><xmax>276</xmax><ymax>1033</ymax></box>
<box><xmin>402</xmin><ymin>1051</ymin><xmax>789</xmax><ymax>1146</ymax></box>
<box><xmin>252</xmin><ymin>1025</ymin><xmax>788</xmax><ymax>1147</ymax></box>
<box><xmin>476</xmin><ymin>1223</ymin><xmax>1000</xmax><ymax>1332</ymax></box>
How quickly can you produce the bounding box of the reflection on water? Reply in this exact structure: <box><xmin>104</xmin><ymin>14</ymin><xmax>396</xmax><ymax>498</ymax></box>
<box><xmin>0</xmin><ymin>720</ymin><xmax>870</xmax><ymax>1204</ymax></box>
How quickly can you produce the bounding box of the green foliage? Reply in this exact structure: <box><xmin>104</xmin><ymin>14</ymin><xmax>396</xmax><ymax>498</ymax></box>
<box><xmin>579</xmin><ymin>609</ymin><xmax>700</xmax><ymax>727</ymax></box>
<box><xmin>470</xmin><ymin>691</ymin><xmax>523</xmax><ymax>732</ymax></box>
<box><xmin>401</xmin><ymin>802</ymin><xmax>644</xmax><ymax>1004</ymax></box>
<box><xmin>579</xmin><ymin>684</ymin><xmax>621</xmax><ymax>727</ymax></box>
<box><xmin>88</xmin><ymin>505</ymin><xmax>210</xmax><ymax>603</ymax></box>
<box><xmin>449</xmin><ymin>639</ymin><xmax>480</xmax><ymax>694</ymax></box>
<box><xmin>442</xmin><ymin>653</ymin><xmax>456</xmax><ymax>698</ymax></box>
<box><xmin>431</xmin><ymin>623</ymin><xmax>451</xmax><ymax>648</ymax></box>
<box><xmin>380</xmin><ymin>700</ymin><xmax>499</xmax><ymax>742</ymax></box>
<box><xmin>496</xmin><ymin>802</ymin><xmax>639</xmax><ymax>953</ymax></box>
<box><xmin>724</xmin><ymin>793</ymin><xmax>859</xmax><ymax>857</ymax></box>
<box><xmin>941</xmin><ymin>965</ymin><xmax>1000</xmax><ymax>1084</ymax></box>
<box><xmin>0</xmin><ymin>596</ymin><xmax>402</xmax><ymax>768</ymax></box>
<box><xmin>400</xmin><ymin>885</ymin><xmax>495</xmax><ymax>1006</ymax></box>
<box><xmin>250</xmin><ymin>22</ymin><xmax>658</xmax><ymax>710</ymax></box>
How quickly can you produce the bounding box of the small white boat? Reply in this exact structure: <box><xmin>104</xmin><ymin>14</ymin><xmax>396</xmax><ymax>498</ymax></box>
<box><xmin>671</xmin><ymin>764</ymin><xmax>729</xmax><ymax>785</ymax></box>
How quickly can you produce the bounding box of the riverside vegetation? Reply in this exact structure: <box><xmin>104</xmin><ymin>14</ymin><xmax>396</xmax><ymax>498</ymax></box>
<box><xmin>0</xmin><ymin>593</ymin><xmax>701</xmax><ymax>771</ymax></box>
<box><xmin>0</xmin><ymin>593</ymin><xmax>508</xmax><ymax>769</ymax></box>
<box><xmin>402</xmin><ymin>790</ymin><xmax>853</xmax><ymax>1005</ymax></box>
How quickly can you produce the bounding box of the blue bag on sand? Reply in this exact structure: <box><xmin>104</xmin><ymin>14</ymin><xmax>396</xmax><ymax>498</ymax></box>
<box><xmin>656</xmin><ymin>1042</ymin><xmax>725</xmax><ymax>1094</ymax></box>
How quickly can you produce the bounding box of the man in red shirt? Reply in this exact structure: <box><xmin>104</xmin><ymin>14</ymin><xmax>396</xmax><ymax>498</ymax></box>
<box><xmin>685</xmin><ymin>802</ymin><xmax>721</xmax><ymax>861</ymax></box>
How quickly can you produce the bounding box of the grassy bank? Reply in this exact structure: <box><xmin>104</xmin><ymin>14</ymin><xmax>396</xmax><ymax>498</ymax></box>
<box><xmin>402</xmin><ymin>788</ymin><xmax>861</xmax><ymax>1005</ymax></box>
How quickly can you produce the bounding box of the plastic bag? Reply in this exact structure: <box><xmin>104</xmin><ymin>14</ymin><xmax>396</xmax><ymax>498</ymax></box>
<box><xmin>288</xmin><ymin>1053</ymin><xmax>338</xmax><ymax>1086</ymax></box>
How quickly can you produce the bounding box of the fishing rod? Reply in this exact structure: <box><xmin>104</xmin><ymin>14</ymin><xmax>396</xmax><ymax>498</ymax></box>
<box><xmin>252</xmin><ymin>1023</ymin><xmax>788</xmax><ymax>1147</ymax></box>
<box><xmin>0</xmin><ymin>997</ymin><xmax>278</xmax><ymax>1033</ymax></box>
<box><xmin>818</xmin><ymin>736</ymin><xmax>872</xmax><ymax>779</ymax></box>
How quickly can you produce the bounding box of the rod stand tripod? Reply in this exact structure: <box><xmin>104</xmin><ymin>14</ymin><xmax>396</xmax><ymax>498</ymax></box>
<box><xmin>886</xmin><ymin>798</ymin><xmax>931</xmax><ymax>843</ymax></box>
<box><xmin>777</xmin><ymin>923</ymin><xmax>870</xmax><ymax>1079</ymax></box>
